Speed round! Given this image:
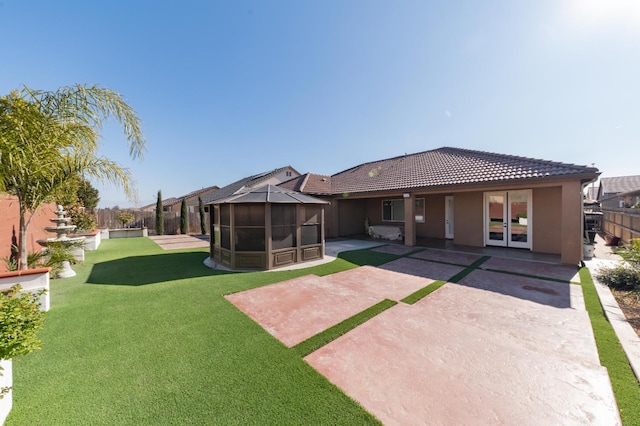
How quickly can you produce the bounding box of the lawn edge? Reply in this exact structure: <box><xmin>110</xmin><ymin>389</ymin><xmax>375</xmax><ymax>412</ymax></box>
<box><xmin>292</xmin><ymin>299</ymin><xmax>398</xmax><ymax>357</ymax></box>
<box><xmin>579</xmin><ymin>267</ymin><xmax>640</xmax><ymax>426</ymax></box>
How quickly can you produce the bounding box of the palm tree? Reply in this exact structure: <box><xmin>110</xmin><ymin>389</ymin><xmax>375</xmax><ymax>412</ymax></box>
<box><xmin>0</xmin><ymin>84</ymin><xmax>145</xmax><ymax>270</ymax></box>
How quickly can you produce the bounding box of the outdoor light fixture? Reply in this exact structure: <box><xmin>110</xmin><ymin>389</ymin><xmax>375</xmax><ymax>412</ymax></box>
<box><xmin>403</xmin><ymin>193</ymin><xmax>411</xmax><ymax>198</ymax></box>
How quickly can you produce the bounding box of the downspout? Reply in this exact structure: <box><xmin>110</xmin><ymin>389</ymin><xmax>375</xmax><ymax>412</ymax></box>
<box><xmin>581</xmin><ymin>177</ymin><xmax>598</xmax><ymax>252</ymax></box>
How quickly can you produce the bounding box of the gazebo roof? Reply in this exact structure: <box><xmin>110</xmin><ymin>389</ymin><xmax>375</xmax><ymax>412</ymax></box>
<box><xmin>209</xmin><ymin>185</ymin><xmax>330</xmax><ymax>205</ymax></box>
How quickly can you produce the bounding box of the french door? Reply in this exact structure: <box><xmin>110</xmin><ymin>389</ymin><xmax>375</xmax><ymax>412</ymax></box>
<box><xmin>484</xmin><ymin>190</ymin><xmax>531</xmax><ymax>249</ymax></box>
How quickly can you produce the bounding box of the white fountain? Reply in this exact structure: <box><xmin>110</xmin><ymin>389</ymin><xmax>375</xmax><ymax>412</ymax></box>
<box><xmin>37</xmin><ymin>205</ymin><xmax>85</xmax><ymax>278</ymax></box>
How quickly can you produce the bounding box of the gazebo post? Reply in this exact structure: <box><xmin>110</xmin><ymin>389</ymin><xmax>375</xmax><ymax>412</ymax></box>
<box><xmin>265</xmin><ymin>203</ymin><xmax>273</xmax><ymax>270</ymax></box>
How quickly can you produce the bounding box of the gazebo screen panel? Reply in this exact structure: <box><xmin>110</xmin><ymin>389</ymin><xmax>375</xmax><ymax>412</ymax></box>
<box><xmin>272</xmin><ymin>205</ymin><xmax>296</xmax><ymax>250</ymax></box>
<box><xmin>301</xmin><ymin>205</ymin><xmax>322</xmax><ymax>246</ymax></box>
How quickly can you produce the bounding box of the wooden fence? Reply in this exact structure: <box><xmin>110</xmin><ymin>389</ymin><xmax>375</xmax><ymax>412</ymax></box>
<box><xmin>602</xmin><ymin>208</ymin><xmax>640</xmax><ymax>244</ymax></box>
<box><xmin>96</xmin><ymin>209</ymin><xmax>208</xmax><ymax>235</ymax></box>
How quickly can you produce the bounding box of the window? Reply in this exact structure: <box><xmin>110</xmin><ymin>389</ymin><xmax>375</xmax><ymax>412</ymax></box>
<box><xmin>415</xmin><ymin>198</ymin><xmax>425</xmax><ymax>223</ymax></box>
<box><xmin>382</xmin><ymin>199</ymin><xmax>404</xmax><ymax>222</ymax></box>
<box><xmin>383</xmin><ymin>198</ymin><xmax>425</xmax><ymax>222</ymax></box>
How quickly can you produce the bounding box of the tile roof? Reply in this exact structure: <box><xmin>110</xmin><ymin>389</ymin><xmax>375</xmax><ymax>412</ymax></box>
<box><xmin>180</xmin><ymin>185</ymin><xmax>219</xmax><ymax>200</ymax></box>
<box><xmin>279</xmin><ymin>173</ymin><xmax>333</xmax><ymax>195</ymax></box>
<box><xmin>162</xmin><ymin>197</ymin><xmax>179</xmax><ymax>207</ymax></box>
<box><xmin>599</xmin><ymin>175</ymin><xmax>640</xmax><ymax>197</ymax></box>
<box><xmin>329</xmin><ymin>147</ymin><xmax>599</xmax><ymax>194</ymax></box>
<box><xmin>203</xmin><ymin>166</ymin><xmax>299</xmax><ymax>204</ymax></box>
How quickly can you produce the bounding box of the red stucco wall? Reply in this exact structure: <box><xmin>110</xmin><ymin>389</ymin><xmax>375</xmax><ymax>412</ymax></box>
<box><xmin>0</xmin><ymin>194</ymin><xmax>57</xmax><ymax>271</ymax></box>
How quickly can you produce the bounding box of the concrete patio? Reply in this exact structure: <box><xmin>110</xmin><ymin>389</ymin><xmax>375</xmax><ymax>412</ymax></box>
<box><xmin>226</xmin><ymin>244</ymin><xmax>621</xmax><ymax>425</ymax></box>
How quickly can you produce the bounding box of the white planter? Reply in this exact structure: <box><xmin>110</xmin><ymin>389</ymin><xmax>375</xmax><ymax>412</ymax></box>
<box><xmin>0</xmin><ymin>358</ymin><xmax>12</xmax><ymax>426</ymax></box>
<box><xmin>583</xmin><ymin>244</ymin><xmax>595</xmax><ymax>258</ymax></box>
<box><xmin>109</xmin><ymin>228</ymin><xmax>148</xmax><ymax>239</ymax></box>
<box><xmin>0</xmin><ymin>268</ymin><xmax>51</xmax><ymax>311</ymax></box>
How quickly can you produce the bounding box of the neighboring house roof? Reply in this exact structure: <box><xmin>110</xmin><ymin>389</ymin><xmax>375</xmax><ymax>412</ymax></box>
<box><xmin>279</xmin><ymin>173</ymin><xmax>333</xmax><ymax>195</ymax></box>
<box><xmin>162</xmin><ymin>197</ymin><xmax>179</xmax><ymax>207</ymax></box>
<box><xmin>329</xmin><ymin>147</ymin><xmax>599</xmax><ymax>195</ymax></box>
<box><xmin>181</xmin><ymin>185</ymin><xmax>220</xmax><ymax>200</ymax></box>
<box><xmin>598</xmin><ymin>175</ymin><xmax>640</xmax><ymax>200</ymax></box>
<box><xmin>210</xmin><ymin>184</ymin><xmax>330</xmax><ymax>205</ymax></box>
<box><xmin>202</xmin><ymin>166</ymin><xmax>300</xmax><ymax>203</ymax></box>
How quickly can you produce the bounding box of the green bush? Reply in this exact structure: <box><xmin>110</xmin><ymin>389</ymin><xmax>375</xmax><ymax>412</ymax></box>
<box><xmin>595</xmin><ymin>266</ymin><xmax>640</xmax><ymax>291</ymax></box>
<box><xmin>596</xmin><ymin>238</ymin><xmax>640</xmax><ymax>292</ymax></box>
<box><xmin>66</xmin><ymin>203</ymin><xmax>97</xmax><ymax>232</ymax></box>
<box><xmin>0</xmin><ymin>284</ymin><xmax>46</xmax><ymax>398</ymax></box>
<box><xmin>615</xmin><ymin>239</ymin><xmax>640</xmax><ymax>266</ymax></box>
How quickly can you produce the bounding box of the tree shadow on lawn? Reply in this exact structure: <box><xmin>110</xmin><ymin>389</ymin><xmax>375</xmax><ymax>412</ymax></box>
<box><xmin>86</xmin><ymin>251</ymin><xmax>234</xmax><ymax>286</ymax></box>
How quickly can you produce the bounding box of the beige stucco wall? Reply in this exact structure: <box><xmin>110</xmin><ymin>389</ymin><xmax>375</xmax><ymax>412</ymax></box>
<box><xmin>451</xmin><ymin>192</ymin><xmax>484</xmax><ymax>247</ymax></box>
<box><xmin>325</xmin><ymin>178</ymin><xmax>587</xmax><ymax>265</ymax></box>
<box><xmin>417</xmin><ymin>194</ymin><xmax>445</xmax><ymax>239</ymax></box>
<box><xmin>337</xmin><ymin>198</ymin><xmax>368</xmax><ymax>236</ymax></box>
<box><xmin>532</xmin><ymin>186</ymin><xmax>562</xmax><ymax>254</ymax></box>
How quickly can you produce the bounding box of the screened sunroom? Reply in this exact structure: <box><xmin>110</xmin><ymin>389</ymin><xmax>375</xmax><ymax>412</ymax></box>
<box><xmin>207</xmin><ymin>185</ymin><xmax>330</xmax><ymax>270</ymax></box>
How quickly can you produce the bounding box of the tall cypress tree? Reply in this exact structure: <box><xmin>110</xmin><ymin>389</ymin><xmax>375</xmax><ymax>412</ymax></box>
<box><xmin>199</xmin><ymin>196</ymin><xmax>207</xmax><ymax>235</ymax></box>
<box><xmin>155</xmin><ymin>190</ymin><xmax>164</xmax><ymax>235</ymax></box>
<box><xmin>180</xmin><ymin>198</ymin><xmax>188</xmax><ymax>234</ymax></box>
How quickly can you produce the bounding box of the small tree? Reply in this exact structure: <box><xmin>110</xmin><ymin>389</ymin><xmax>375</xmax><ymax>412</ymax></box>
<box><xmin>199</xmin><ymin>196</ymin><xmax>207</xmax><ymax>235</ymax></box>
<box><xmin>1</xmin><ymin>285</ymin><xmax>46</xmax><ymax>398</ymax></box>
<box><xmin>180</xmin><ymin>198</ymin><xmax>188</xmax><ymax>234</ymax></box>
<box><xmin>67</xmin><ymin>202</ymin><xmax>97</xmax><ymax>232</ymax></box>
<box><xmin>77</xmin><ymin>180</ymin><xmax>100</xmax><ymax>210</ymax></box>
<box><xmin>155</xmin><ymin>190</ymin><xmax>164</xmax><ymax>235</ymax></box>
<box><xmin>0</xmin><ymin>84</ymin><xmax>145</xmax><ymax>270</ymax></box>
<box><xmin>116</xmin><ymin>210</ymin><xmax>135</xmax><ymax>228</ymax></box>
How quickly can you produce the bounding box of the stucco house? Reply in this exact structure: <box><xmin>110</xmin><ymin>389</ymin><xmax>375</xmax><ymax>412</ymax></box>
<box><xmin>597</xmin><ymin>175</ymin><xmax>640</xmax><ymax>209</ymax></box>
<box><xmin>202</xmin><ymin>166</ymin><xmax>300</xmax><ymax>205</ymax></box>
<box><xmin>280</xmin><ymin>147</ymin><xmax>599</xmax><ymax>265</ymax></box>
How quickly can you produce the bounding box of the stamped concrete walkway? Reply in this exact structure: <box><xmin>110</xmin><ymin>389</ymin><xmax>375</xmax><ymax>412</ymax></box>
<box><xmin>226</xmin><ymin>245</ymin><xmax>621</xmax><ymax>425</ymax></box>
<box><xmin>149</xmin><ymin>234</ymin><xmax>209</xmax><ymax>250</ymax></box>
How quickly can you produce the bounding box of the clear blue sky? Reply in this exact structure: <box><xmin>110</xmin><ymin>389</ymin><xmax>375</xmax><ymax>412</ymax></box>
<box><xmin>2</xmin><ymin>1</ymin><xmax>639</xmax><ymax>207</ymax></box>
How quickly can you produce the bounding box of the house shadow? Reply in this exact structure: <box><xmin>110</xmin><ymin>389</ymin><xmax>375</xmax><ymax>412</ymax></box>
<box><xmin>86</xmin><ymin>252</ymin><xmax>234</xmax><ymax>286</ymax></box>
<box><xmin>454</xmin><ymin>268</ymin><xmax>574</xmax><ymax>309</ymax></box>
<box><xmin>379</xmin><ymin>256</ymin><xmax>574</xmax><ymax>309</ymax></box>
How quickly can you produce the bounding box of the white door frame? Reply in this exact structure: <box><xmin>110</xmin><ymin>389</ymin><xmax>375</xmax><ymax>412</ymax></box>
<box><xmin>484</xmin><ymin>190</ymin><xmax>532</xmax><ymax>249</ymax></box>
<box><xmin>445</xmin><ymin>196</ymin><xmax>454</xmax><ymax>239</ymax></box>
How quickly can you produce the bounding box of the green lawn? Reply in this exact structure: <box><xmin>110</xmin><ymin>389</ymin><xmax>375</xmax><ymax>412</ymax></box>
<box><xmin>7</xmin><ymin>239</ymin><xmax>639</xmax><ymax>425</ymax></box>
<box><xmin>7</xmin><ymin>238</ymin><xmax>380</xmax><ymax>425</ymax></box>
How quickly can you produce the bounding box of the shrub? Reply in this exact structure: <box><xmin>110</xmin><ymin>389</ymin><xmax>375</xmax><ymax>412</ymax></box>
<box><xmin>597</xmin><ymin>239</ymin><xmax>640</xmax><ymax>292</ymax></box>
<box><xmin>66</xmin><ymin>203</ymin><xmax>97</xmax><ymax>232</ymax></box>
<box><xmin>595</xmin><ymin>265</ymin><xmax>640</xmax><ymax>292</ymax></box>
<box><xmin>0</xmin><ymin>284</ymin><xmax>46</xmax><ymax>398</ymax></box>
<box><xmin>615</xmin><ymin>239</ymin><xmax>640</xmax><ymax>266</ymax></box>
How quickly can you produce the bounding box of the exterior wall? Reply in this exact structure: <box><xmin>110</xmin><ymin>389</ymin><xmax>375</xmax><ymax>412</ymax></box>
<box><xmin>560</xmin><ymin>180</ymin><xmax>584</xmax><ymax>264</ymax></box>
<box><xmin>0</xmin><ymin>195</ymin><xmax>57</xmax><ymax>271</ymax></box>
<box><xmin>532</xmin><ymin>187</ymin><xmax>562</xmax><ymax>255</ymax></box>
<box><xmin>325</xmin><ymin>178</ymin><xmax>587</xmax><ymax>265</ymax></box>
<box><xmin>259</xmin><ymin>168</ymin><xmax>300</xmax><ymax>186</ymax></box>
<box><xmin>337</xmin><ymin>198</ymin><xmax>368</xmax><ymax>236</ymax></box>
<box><xmin>417</xmin><ymin>194</ymin><xmax>446</xmax><ymax>239</ymax></box>
<box><xmin>452</xmin><ymin>192</ymin><xmax>484</xmax><ymax>247</ymax></box>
